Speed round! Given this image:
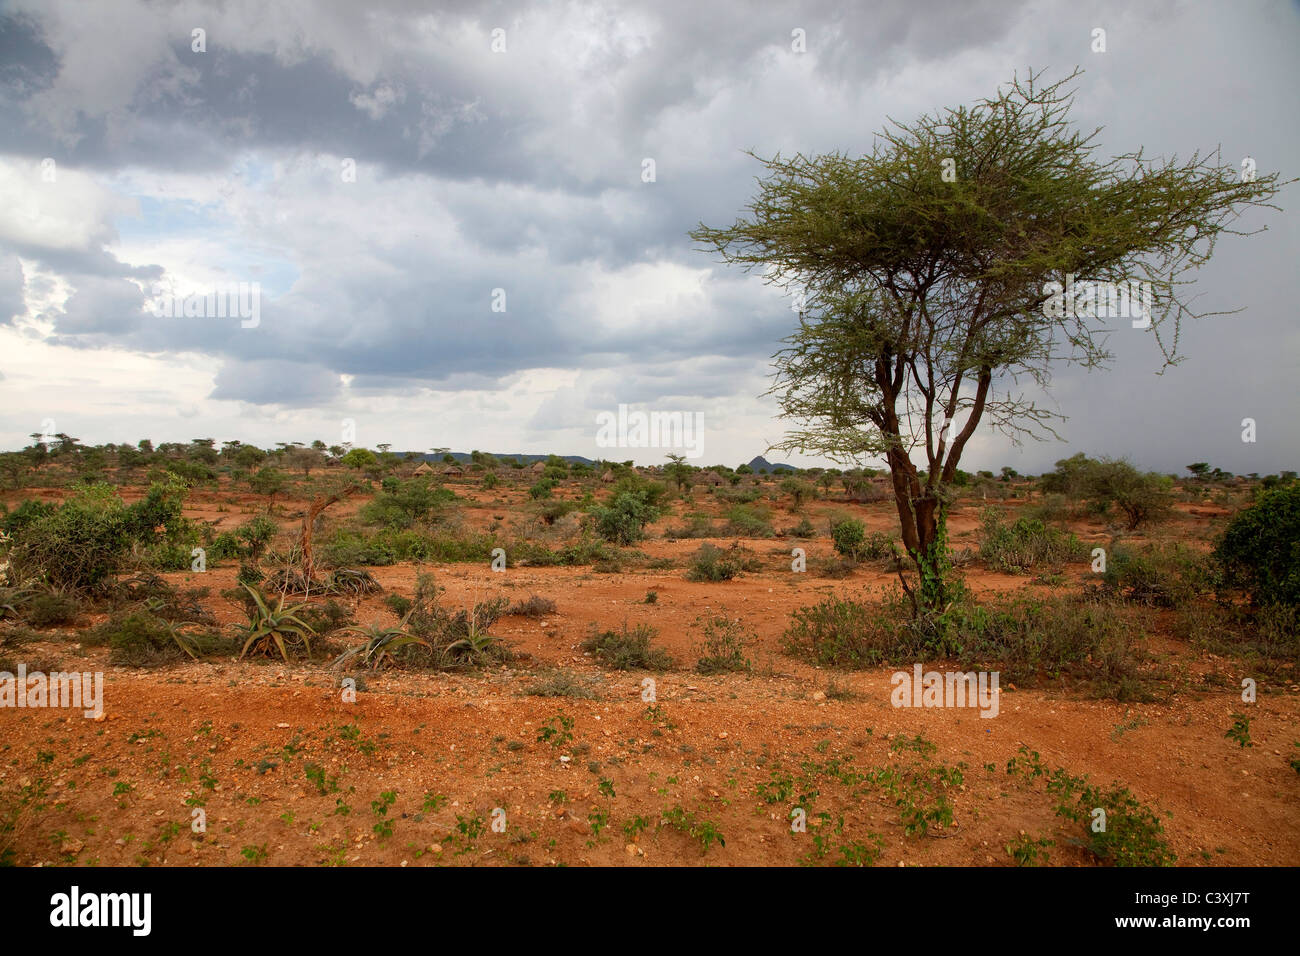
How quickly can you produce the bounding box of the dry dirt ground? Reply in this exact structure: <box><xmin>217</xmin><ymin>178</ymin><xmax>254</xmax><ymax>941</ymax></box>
<box><xmin>1</xmin><ymin>476</ymin><xmax>1296</xmax><ymax>867</ymax></box>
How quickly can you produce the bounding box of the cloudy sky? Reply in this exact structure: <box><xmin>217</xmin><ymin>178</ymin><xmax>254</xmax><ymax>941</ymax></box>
<box><xmin>0</xmin><ymin>0</ymin><xmax>1296</xmax><ymax>474</ymax></box>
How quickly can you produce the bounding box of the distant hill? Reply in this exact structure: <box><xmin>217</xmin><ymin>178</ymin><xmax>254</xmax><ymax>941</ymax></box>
<box><xmin>746</xmin><ymin>455</ymin><xmax>798</xmax><ymax>474</ymax></box>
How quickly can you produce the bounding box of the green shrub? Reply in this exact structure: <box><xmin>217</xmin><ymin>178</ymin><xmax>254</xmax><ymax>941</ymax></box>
<box><xmin>234</xmin><ymin>515</ymin><xmax>277</xmax><ymax>560</ymax></box>
<box><xmin>829</xmin><ymin>517</ymin><xmax>867</xmax><ymax>559</ymax></box>
<box><xmin>979</xmin><ymin>510</ymin><xmax>1087</xmax><ymax>573</ymax></box>
<box><xmin>590</xmin><ymin>490</ymin><xmax>660</xmax><ymax>545</ymax></box>
<box><xmin>298</xmin><ymin>600</ymin><xmax>355</xmax><ymax>635</ymax></box>
<box><xmin>1</xmin><ymin>499</ymin><xmax>56</xmax><ymax>536</ymax></box>
<box><xmin>92</xmin><ymin>611</ymin><xmax>226</xmax><ymax>667</ymax></box>
<box><xmin>581</xmin><ymin>622</ymin><xmax>673</xmax><ymax>670</ymax></box>
<box><xmin>685</xmin><ymin>543</ymin><xmax>748</xmax><ymax>581</ymax></box>
<box><xmin>8</xmin><ymin>484</ymin><xmax>134</xmax><ymax>589</ymax></box>
<box><xmin>783</xmin><ymin>591</ymin><xmax>1148</xmax><ymax>698</ymax></box>
<box><xmin>207</xmin><ymin>531</ymin><xmax>242</xmax><ymax>562</ymax></box>
<box><xmin>945</xmin><ymin>597</ymin><xmax>1147</xmax><ymax>698</ymax></box>
<box><xmin>782</xmin><ymin>594</ymin><xmax>914</xmax><ymax>668</ymax></box>
<box><xmin>716</xmin><ymin>485</ymin><xmax>761</xmax><ymax>505</ymax></box>
<box><xmin>665</xmin><ymin>512</ymin><xmax>714</xmax><ymax>539</ymax></box>
<box><xmin>535</xmin><ymin>499</ymin><xmax>578</xmax><ymax>525</ymax></box>
<box><xmin>694</xmin><ymin>616</ymin><xmax>753</xmax><ymax>674</ymax></box>
<box><xmin>360</xmin><ymin>477</ymin><xmax>457</xmax><ymax>528</ymax></box>
<box><xmin>725</xmin><ymin>504</ymin><xmax>774</xmax><ymax>537</ymax></box>
<box><xmin>784</xmin><ymin>516</ymin><xmax>816</xmax><ymax>538</ymax></box>
<box><xmin>1045</xmin><ymin>762</ymin><xmax>1176</xmax><ymax>866</ymax></box>
<box><xmin>1215</xmin><ymin>482</ymin><xmax>1300</xmax><ymax>607</ymax></box>
<box><xmin>529</xmin><ymin>477</ymin><xmax>558</xmax><ymax>500</ymax></box>
<box><xmin>24</xmin><ymin>591</ymin><xmax>78</xmax><ymax>628</ymax></box>
<box><xmin>1083</xmin><ymin>459</ymin><xmax>1174</xmax><ymax>530</ymax></box>
<box><xmin>1101</xmin><ymin>543</ymin><xmax>1204</xmax><ymax>608</ymax></box>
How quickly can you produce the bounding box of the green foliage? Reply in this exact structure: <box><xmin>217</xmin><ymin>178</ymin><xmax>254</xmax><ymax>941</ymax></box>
<box><xmin>23</xmin><ymin>591</ymin><xmax>78</xmax><ymax>628</ymax></box>
<box><xmin>590</xmin><ymin>488</ymin><xmax>661</xmax><ymax>545</ymax></box>
<box><xmin>1215</xmin><ymin>482</ymin><xmax>1300</xmax><ymax>607</ymax></box>
<box><xmin>693</xmin><ymin>615</ymin><xmax>754</xmax><ymax>674</ymax></box>
<box><xmin>1044</xmin><ymin>759</ymin><xmax>1176</xmax><ymax>866</ymax></box>
<box><xmin>0</xmin><ymin>499</ymin><xmax>56</xmax><ymax>536</ymax></box>
<box><xmin>581</xmin><ymin>622</ymin><xmax>673</xmax><ymax>670</ymax></box>
<box><xmin>659</xmin><ymin>806</ymin><xmax>725</xmax><ymax>854</ymax></box>
<box><xmin>333</xmin><ymin>617</ymin><xmax>430</xmax><ymax>670</ymax></box>
<box><xmin>693</xmin><ymin>71</ymin><xmax>1280</xmax><ymax>615</ymax></box>
<box><xmin>234</xmin><ymin>583</ymin><xmax>316</xmax><ymax>661</ymax></box>
<box><xmin>978</xmin><ymin>509</ymin><xmax>1087</xmax><ymax>573</ymax></box>
<box><xmin>92</xmin><ymin>611</ymin><xmax>224</xmax><ymax>667</ymax></box>
<box><xmin>1082</xmin><ymin>459</ymin><xmax>1174</xmax><ymax>530</ymax></box>
<box><xmin>724</xmin><ymin>503</ymin><xmax>774</xmax><ymax>537</ymax></box>
<box><xmin>359</xmin><ymin>477</ymin><xmax>456</xmax><ymax>528</ymax></box>
<box><xmin>8</xmin><ymin>481</ymin><xmax>192</xmax><ymax>590</ymax></box>
<box><xmin>829</xmin><ymin>516</ymin><xmax>891</xmax><ymax>560</ymax></box>
<box><xmin>340</xmin><ymin>448</ymin><xmax>378</xmax><ymax>470</ymax></box>
<box><xmin>1101</xmin><ymin>543</ymin><xmax>1204</xmax><ymax>608</ymax></box>
<box><xmin>528</xmin><ymin>477</ymin><xmax>558</xmax><ymax>500</ymax></box>
<box><xmin>247</xmin><ymin>467</ymin><xmax>288</xmax><ymax>501</ymax></box>
<box><xmin>1225</xmin><ymin>713</ymin><xmax>1253</xmax><ymax>749</ymax></box>
<box><xmin>685</xmin><ymin>542</ymin><xmax>755</xmax><ymax>581</ymax></box>
<box><xmin>784</xmin><ymin>590</ymin><xmax>1147</xmax><ymax>698</ymax></box>
<box><xmin>1005</xmin><ymin>832</ymin><xmax>1053</xmax><ymax>866</ymax></box>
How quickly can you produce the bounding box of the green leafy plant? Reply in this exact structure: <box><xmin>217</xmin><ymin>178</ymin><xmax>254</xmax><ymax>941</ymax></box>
<box><xmin>332</xmin><ymin>616</ymin><xmax>430</xmax><ymax>670</ymax></box>
<box><xmin>1225</xmin><ymin>712</ymin><xmax>1253</xmax><ymax>749</ymax></box>
<box><xmin>234</xmin><ymin>582</ymin><xmax>316</xmax><ymax>661</ymax></box>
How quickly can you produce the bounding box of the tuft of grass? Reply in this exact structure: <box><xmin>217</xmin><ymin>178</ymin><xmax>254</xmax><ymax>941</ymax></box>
<box><xmin>507</xmin><ymin>594</ymin><xmax>556</xmax><ymax>617</ymax></box>
<box><xmin>525</xmin><ymin>668</ymin><xmax>600</xmax><ymax>699</ymax></box>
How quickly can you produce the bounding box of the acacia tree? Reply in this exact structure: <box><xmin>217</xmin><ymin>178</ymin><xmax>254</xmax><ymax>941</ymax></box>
<box><xmin>692</xmin><ymin>70</ymin><xmax>1285</xmax><ymax>611</ymax></box>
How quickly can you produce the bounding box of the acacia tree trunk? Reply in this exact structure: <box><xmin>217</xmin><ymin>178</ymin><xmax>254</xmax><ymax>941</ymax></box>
<box><xmin>299</xmin><ymin>483</ymin><xmax>362</xmax><ymax>584</ymax></box>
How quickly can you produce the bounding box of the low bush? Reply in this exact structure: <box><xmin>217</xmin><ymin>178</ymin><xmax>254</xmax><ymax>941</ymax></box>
<box><xmin>91</xmin><ymin>611</ymin><xmax>229</xmax><ymax>667</ymax></box>
<box><xmin>590</xmin><ymin>488</ymin><xmax>661</xmax><ymax>545</ymax></box>
<box><xmin>581</xmin><ymin>622</ymin><xmax>673</xmax><ymax>670</ymax></box>
<box><xmin>979</xmin><ymin>510</ymin><xmax>1088</xmax><ymax>573</ymax></box>
<box><xmin>507</xmin><ymin>595</ymin><xmax>557</xmax><ymax>617</ymax></box>
<box><xmin>694</xmin><ymin>615</ymin><xmax>754</xmax><ymax>674</ymax></box>
<box><xmin>664</xmin><ymin>512</ymin><xmax>715</xmax><ymax>539</ymax></box>
<box><xmin>23</xmin><ymin>591</ymin><xmax>78</xmax><ymax>628</ymax></box>
<box><xmin>685</xmin><ymin>543</ymin><xmax>758</xmax><ymax>582</ymax></box>
<box><xmin>1100</xmin><ymin>543</ymin><xmax>1204</xmax><ymax>608</ymax></box>
<box><xmin>782</xmin><ymin>591</ymin><xmax>1150</xmax><ymax>699</ymax></box>
<box><xmin>725</xmin><ymin>504</ymin><xmax>774</xmax><ymax>537</ymax></box>
<box><xmin>525</xmin><ymin>668</ymin><xmax>600</xmax><ymax>699</ymax></box>
<box><xmin>359</xmin><ymin>476</ymin><xmax>457</xmax><ymax>529</ymax></box>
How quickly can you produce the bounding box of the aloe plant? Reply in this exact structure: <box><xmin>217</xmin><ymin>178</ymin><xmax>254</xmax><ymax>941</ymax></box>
<box><xmin>0</xmin><ymin>584</ymin><xmax>35</xmax><ymax>620</ymax></box>
<box><xmin>333</xmin><ymin>616</ymin><xmax>429</xmax><ymax>670</ymax></box>
<box><xmin>235</xmin><ymin>582</ymin><xmax>316</xmax><ymax>661</ymax></box>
